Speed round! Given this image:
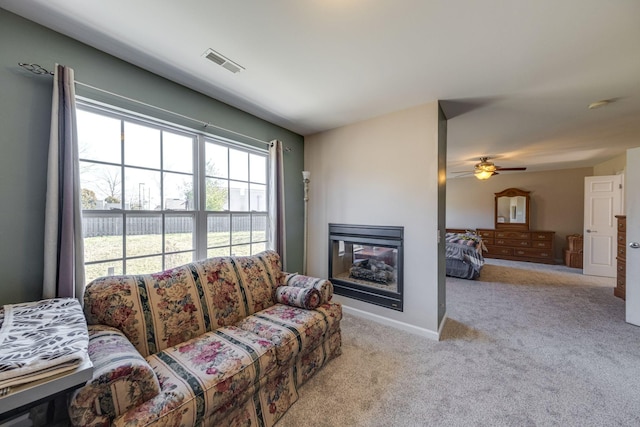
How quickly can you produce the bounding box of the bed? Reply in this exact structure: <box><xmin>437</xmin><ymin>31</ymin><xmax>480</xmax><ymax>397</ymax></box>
<box><xmin>445</xmin><ymin>229</ymin><xmax>486</xmax><ymax>279</ymax></box>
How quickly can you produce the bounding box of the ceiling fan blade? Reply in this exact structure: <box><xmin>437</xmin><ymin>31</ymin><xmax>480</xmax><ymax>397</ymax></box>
<box><xmin>450</xmin><ymin>171</ymin><xmax>474</xmax><ymax>177</ymax></box>
<box><xmin>495</xmin><ymin>167</ymin><xmax>527</xmax><ymax>171</ymax></box>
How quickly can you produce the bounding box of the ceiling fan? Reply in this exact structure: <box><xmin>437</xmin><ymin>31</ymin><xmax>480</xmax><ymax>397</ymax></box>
<box><xmin>455</xmin><ymin>157</ymin><xmax>527</xmax><ymax>180</ymax></box>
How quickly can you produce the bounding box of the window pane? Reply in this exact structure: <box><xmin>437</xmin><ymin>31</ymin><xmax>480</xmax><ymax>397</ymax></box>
<box><xmin>77</xmin><ymin>109</ymin><xmax>121</xmax><ymax>164</ymax></box>
<box><xmin>163</xmin><ymin>131</ymin><xmax>193</xmax><ymax>173</ymax></box>
<box><xmin>250</xmin><ymin>154</ymin><xmax>267</xmax><ymax>184</ymax></box>
<box><xmin>85</xmin><ymin>260</ymin><xmax>123</xmax><ymax>284</ymax></box>
<box><xmin>252</xmin><ymin>214</ymin><xmax>267</xmax><ymax>243</ymax></box>
<box><xmin>232</xmin><ymin>214</ymin><xmax>251</xmax><ymax>245</ymax></box>
<box><xmin>165</xmin><ymin>215</ymin><xmax>194</xmax><ymax>253</ymax></box>
<box><xmin>252</xmin><ymin>243</ymin><xmax>266</xmax><ymax>254</ymax></box>
<box><xmin>208</xmin><ymin>247</ymin><xmax>230</xmax><ymax>258</ymax></box>
<box><xmin>125</xmin><ymin>168</ymin><xmax>161</xmax><ymax>210</ymax></box>
<box><xmin>206</xmin><ymin>142</ymin><xmax>228</xmax><ymax>178</ymax></box>
<box><xmin>206</xmin><ymin>178</ymin><xmax>229</xmax><ymax>211</ymax></box>
<box><xmin>208</xmin><ymin>214</ymin><xmax>230</xmax><ymax>247</ymax></box>
<box><xmin>165</xmin><ymin>251</ymin><xmax>193</xmax><ymax>269</ymax></box>
<box><xmin>126</xmin><ymin>215</ymin><xmax>162</xmax><ymax>257</ymax></box>
<box><xmin>124</xmin><ymin>121</ymin><xmax>160</xmax><ymax>169</ymax></box>
<box><xmin>126</xmin><ymin>256</ymin><xmax>163</xmax><ymax>275</ymax></box>
<box><xmin>80</xmin><ymin>162</ymin><xmax>122</xmax><ymax>210</ymax></box>
<box><xmin>250</xmin><ymin>184</ymin><xmax>267</xmax><ymax>211</ymax></box>
<box><xmin>229</xmin><ymin>149</ymin><xmax>248</xmax><ymax>181</ymax></box>
<box><xmin>229</xmin><ymin>181</ymin><xmax>249</xmax><ymax>211</ymax></box>
<box><xmin>231</xmin><ymin>244</ymin><xmax>251</xmax><ymax>257</ymax></box>
<box><xmin>164</xmin><ymin>172</ymin><xmax>193</xmax><ymax>210</ymax></box>
<box><xmin>83</xmin><ymin>215</ymin><xmax>123</xmax><ymax>261</ymax></box>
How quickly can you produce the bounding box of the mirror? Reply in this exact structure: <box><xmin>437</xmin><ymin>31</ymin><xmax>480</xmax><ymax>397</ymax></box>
<box><xmin>495</xmin><ymin>188</ymin><xmax>530</xmax><ymax>230</ymax></box>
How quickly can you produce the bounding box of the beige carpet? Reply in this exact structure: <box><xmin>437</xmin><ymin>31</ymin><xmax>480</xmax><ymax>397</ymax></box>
<box><xmin>278</xmin><ymin>259</ymin><xmax>638</xmax><ymax>427</ymax></box>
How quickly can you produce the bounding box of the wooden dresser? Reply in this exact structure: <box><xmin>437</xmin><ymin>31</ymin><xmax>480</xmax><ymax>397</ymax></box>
<box><xmin>615</xmin><ymin>215</ymin><xmax>626</xmax><ymax>300</ymax></box>
<box><xmin>477</xmin><ymin>229</ymin><xmax>555</xmax><ymax>264</ymax></box>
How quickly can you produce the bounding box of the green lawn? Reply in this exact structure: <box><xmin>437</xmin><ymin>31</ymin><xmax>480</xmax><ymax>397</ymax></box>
<box><xmin>84</xmin><ymin>231</ymin><xmax>266</xmax><ymax>283</ymax></box>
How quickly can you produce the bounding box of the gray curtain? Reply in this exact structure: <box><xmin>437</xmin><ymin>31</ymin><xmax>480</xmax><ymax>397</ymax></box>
<box><xmin>268</xmin><ymin>140</ymin><xmax>287</xmax><ymax>270</ymax></box>
<box><xmin>43</xmin><ymin>64</ymin><xmax>85</xmax><ymax>300</ymax></box>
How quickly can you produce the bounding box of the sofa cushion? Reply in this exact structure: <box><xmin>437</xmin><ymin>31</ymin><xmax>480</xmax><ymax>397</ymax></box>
<box><xmin>84</xmin><ymin>250</ymin><xmax>283</xmax><ymax>357</ymax></box>
<box><xmin>131</xmin><ymin>326</ymin><xmax>277</xmax><ymax>425</ymax></box>
<box><xmin>197</xmin><ymin>251</ymin><xmax>281</xmax><ymax>319</ymax></box>
<box><xmin>275</xmin><ymin>285</ymin><xmax>321</xmax><ymax>309</ymax></box>
<box><xmin>236</xmin><ymin>302</ymin><xmax>341</xmax><ymax>365</ymax></box>
<box><xmin>282</xmin><ymin>273</ymin><xmax>334</xmax><ymax>304</ymax></box>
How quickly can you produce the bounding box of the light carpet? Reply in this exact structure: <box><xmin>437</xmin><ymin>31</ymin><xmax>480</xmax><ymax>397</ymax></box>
<box><xmin>278</xmin><ymin>260</ymin><xmax>640</xmax><ymax>427</ymax></box>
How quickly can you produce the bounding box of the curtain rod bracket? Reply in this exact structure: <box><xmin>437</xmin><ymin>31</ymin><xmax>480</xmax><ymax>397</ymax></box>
<box><xmin>19</xmin><ymin>62</ymin><xmax>53</xmax><ymax>75</ymax></box>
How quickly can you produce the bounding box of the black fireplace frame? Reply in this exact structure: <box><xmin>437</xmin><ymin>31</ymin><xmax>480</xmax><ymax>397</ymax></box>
<box><xmin>328</xmin><ymin>223</ymin><xmax>404</xmax><ymax>311</ymax></box>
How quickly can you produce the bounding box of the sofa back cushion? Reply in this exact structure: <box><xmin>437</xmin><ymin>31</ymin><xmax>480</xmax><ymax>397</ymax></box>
<box><xmin>84</xmin><ymin>250</ymin><xmax>283</xmax><ymax>357</ymax></box>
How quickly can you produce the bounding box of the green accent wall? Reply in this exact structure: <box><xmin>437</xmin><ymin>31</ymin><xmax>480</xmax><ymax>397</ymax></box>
<box><xmin>0</xmin><ymin>9</ymin><xmax>304</xmax><ymax>304</ymax></box>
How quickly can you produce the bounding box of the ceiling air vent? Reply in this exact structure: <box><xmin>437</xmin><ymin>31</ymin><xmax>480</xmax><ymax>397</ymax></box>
<box><xmin>202</xmin><ymin>48</ymin><xmax>244</xmax><ymax>74</ymax></box>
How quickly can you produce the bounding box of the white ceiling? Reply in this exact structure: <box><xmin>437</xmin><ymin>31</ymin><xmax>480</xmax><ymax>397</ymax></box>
<box><xmin>3</xmin><ymin>0</ymin><xmax>640</xmax><ymax>175</ymax></box>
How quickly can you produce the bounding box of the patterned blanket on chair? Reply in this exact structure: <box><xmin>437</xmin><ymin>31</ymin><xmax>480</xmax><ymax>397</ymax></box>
<box><xmin>0</xmin><ymin>298</ymin><xmax>89</xmax><ymax>389</ymax></box>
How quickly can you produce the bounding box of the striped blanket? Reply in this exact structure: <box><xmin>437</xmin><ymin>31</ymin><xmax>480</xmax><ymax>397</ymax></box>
<box><xmin>445</xmin><ymin>232</ymin><xmax>486</xmax><ymax>279</ymax></box>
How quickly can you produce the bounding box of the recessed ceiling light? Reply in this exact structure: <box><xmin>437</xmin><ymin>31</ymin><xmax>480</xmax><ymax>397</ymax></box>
<box><xmin>588</xmin><ymin>100</ymin><xmax>611</xmax><ymax>109</ymax></box>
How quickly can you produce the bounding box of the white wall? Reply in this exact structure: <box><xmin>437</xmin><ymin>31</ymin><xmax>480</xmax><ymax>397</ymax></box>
<box><xmin>447</xmin><ymin>168</ymin><xmax>592</xmax><ymax>260</ymax></box>
<box><xmin>305</xmin><ymin>102</ymin><xmax>442</xmax><ymax>336</ymax></box>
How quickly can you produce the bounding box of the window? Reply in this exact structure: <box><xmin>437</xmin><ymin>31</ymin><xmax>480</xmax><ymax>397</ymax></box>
<box><xmin>78</xmin><ymin>104</ymin><xmax>269</xmax><ymax>283</ymax></box>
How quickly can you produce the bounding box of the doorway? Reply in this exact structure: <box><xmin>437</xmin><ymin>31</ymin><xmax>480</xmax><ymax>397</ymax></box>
<box><xmin>583</xmin><ymin>175</ymin><xmax>623</xmax><ymax>277</ymax></box>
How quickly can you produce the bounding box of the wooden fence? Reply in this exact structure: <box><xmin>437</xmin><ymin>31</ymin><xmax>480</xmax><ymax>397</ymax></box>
<box><xmin>83</xmin><ymin>214</ymin><xmax>267</xmax><ymax>237</ymax></box>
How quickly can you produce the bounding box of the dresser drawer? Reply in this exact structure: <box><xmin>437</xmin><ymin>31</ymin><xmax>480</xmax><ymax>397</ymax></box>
<box><xmin>482</xmin><ymin>238</ymin><xmax>494</xmax><ymax>245</ymax></box>
<box><xmin>485</xmin><ymin>245</ymin><xmax>513</xmax><ymax>256</ymax></box>
<box><xmin>617</xmin><ymin>276</ymin><xmax>626</xmax><ymax>290</ymax></box>
<box><xmin>617</xmin><ymin>244</ymin><xmax>626</xmax><ymax>260</ymax></box>
<box><xmin>531</xmin><ymin>240</ymin><xmax>552</xmax><ymax>249</ymax></box>
<box><xmin>618</xmin><ymin>219</ymin><xmax>626</xmax><ymax>232</ymax></box>
<box><xmin>618</xmin><ymin>232</ymin><xmax>626</xmax><ymax>246</ymax></box>
<box><xmin>617</xmin><ymin>261</ymin><xmax>626</xmax><ymax>275</ymax></box>
<box><xmin>514</xmin><ymin>248</ymin><xmax>553</xmax><ymax>259</ymax></box>
<box><xmin>495</xmin><ymin>231</ymin><xmax>530</xmax><ymax>239</ymax></box>
<box><xmin>477</xmin><ymin>230</ymin><xmax>495</xmax><ymax>238</ymax></box>
<box><xmin>495</xmin><ymin>238</ymin><xmax>530</xmax><ymax>247</ymax></box>
<box><xmin>531</xmin><ymin>232</ymin><xmax>554</xmax><ymax>241</ymax></box>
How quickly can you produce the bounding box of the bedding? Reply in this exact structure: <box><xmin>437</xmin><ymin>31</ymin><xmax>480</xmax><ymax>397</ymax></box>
<box><xmin>445</xmin><ymin>231</ymin><xmax>486</xmax><ymax>279</ymax></box>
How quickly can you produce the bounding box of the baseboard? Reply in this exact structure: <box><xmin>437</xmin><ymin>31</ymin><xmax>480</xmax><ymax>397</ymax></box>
<box><xmin>342</xmin><ymin>305</ymin><xmax>441</xmax><ymax>341</ymax></box>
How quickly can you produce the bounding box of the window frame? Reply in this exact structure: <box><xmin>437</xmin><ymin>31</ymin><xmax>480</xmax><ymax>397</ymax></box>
<box><xmin>77</xmin><ymin>100</ymin><xmax>270</xmax><ymax>281</ymax></box>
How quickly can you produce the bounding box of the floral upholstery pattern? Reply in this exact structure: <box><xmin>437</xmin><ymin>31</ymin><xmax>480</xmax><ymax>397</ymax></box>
<box><xmin>236</xmin><ymin>302</ymin><xmax>342</xmax><ymax>366</ymax></box>
<box><xmin>83</xmin><ymin>250</ymin><xmax>283</xmax><ymax>357</ymax></box>
<box><xmin>275</xmin><ymin>285</ymin><xmax>321</xmax><ymax>309</ymax></box>
<box><xmin>296</xmin><ymin>329</ymin><xmax>342</xmax><ymax>387</ymax></box>
<box><xmin>112</xmin><ymin>326</ymin><xmax>277</xmax><ymax>427</ymax></box>
<box><xmin>69</xmin><ymin>325</ymin><xmax>160</xmax><ymax>427</ymax></box>
<box><xmin>282</xmin><ymin>273</ymin><xmax>334</xmax><ymax>305</ymax></box>
<box><xmin>75</xmin><ymin>251</ymin><xmax>340</xmax><ymax>427</ymax></box>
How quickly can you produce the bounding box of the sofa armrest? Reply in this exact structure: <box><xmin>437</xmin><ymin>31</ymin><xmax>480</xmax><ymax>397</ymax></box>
<box><xmin>68</xmin><ymin>325</ymin><xmax>161</xmax><ymax>427</ymax></box>
<box><xmin>282</xmin><ymin>273</ymin><xmax>333</xmax><ymax>305</ymax></box>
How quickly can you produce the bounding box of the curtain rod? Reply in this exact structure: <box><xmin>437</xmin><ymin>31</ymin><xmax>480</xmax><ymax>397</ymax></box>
<box><xmin>18</xmin><ymin>62</ymin><xmax>292</xmax><ymax>151</ymax></box>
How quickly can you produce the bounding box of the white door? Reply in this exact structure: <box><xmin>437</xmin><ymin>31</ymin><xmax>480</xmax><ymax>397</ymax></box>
<box><xmin>583</xmin><ymin>175</ymin><xmax>623</xmax><ymax>277</ymax></box>
<box><xmin>626</xmin><ymin>148</ymin><xmax>639</xmax><ymax>326</ymax></box>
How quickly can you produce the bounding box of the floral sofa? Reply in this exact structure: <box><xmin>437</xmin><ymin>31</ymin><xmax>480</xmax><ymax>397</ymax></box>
<box><xmin>68</xmin><ymin>250</ymin><xmax>342</xmax><ymax>427</ymax></box>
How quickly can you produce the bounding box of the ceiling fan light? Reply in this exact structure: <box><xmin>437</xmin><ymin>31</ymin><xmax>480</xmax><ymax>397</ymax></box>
<box><xmin>475</xmin><ymin>170</ymin><xmax>493</xmax><ymax>180</ymax></box>
<box><xmin>479</xmin><ymin>164</ymin><xmax>496</xmax><ymax>172</ymax></box>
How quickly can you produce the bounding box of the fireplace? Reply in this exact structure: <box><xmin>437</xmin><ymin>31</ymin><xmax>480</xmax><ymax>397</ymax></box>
<box><xmin>328</xmin><ymin>224</ymin><xmax>404</xmax><ymax>311</ymax></box>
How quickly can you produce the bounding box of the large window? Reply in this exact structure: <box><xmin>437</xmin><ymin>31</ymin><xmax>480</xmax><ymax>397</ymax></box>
<box><xmin>78</xmin><ymin>104</ymin><xmax>269</xmax><ymax>283</ymax></box>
